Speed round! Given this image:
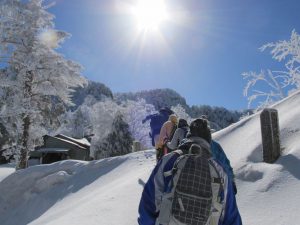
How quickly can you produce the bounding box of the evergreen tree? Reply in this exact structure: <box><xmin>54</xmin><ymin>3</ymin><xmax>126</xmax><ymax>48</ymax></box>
<box><xmin>123</xmin><ymin>99</ymin><xmax>156</xmax><ymax>148</ymax></box>
<box><xmin>99</xmin><ymin>113</ymin><xmax>133</xmax><ymax>158</ymax></box>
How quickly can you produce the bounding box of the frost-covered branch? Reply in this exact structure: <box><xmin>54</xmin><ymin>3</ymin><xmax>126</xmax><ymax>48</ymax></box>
<box><xmin>242</xmin><ymin>30</ymin><xmax>300</xmax><ymax>110</ymax></box>
<box><xmin>242</xmin><ymin>70</ymin><xmax>287</xmax><ymax>110</ymax></box>
<box><xmin>171</xmin><ymin>104</ymin><xmax>192</xmax><ymax>123</ymax></box>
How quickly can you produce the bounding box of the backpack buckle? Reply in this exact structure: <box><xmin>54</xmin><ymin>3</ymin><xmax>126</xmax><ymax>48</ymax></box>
<box><xmin>212</xmin><ymin>177</ymin><xmax>224</xmax><ymax>184</ymax></box>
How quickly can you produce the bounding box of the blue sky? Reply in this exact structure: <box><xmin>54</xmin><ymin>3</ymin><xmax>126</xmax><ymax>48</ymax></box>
<box><xmin>48</xmin><ymin>0</ymin><xmax>300</xmax><ymax>110</ymax></box>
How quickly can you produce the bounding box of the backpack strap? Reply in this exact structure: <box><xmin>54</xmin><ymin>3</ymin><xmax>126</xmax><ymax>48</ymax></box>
<box><xmin>208</xmin><ymin>159</ymin><xmax>227</xmax><ymax>223</ymax></box>
<box><xmin>168</xmin><ymin>124</ymin><xmax>177</xmax><ymax>141</ymax></box>
<box><xmin>156</xmin><ymin>155</ymin><xmax>190</xmax><ymax>225</ymax></box>
<box><xmin>177</xmin><ymin>140</ymin><xmax>195</xmax><ymax>155</ymax></box>
<box><xmin>163</xmin><ymin>150</ymin><xmax>183</xmax><ymax>177</ymax></box>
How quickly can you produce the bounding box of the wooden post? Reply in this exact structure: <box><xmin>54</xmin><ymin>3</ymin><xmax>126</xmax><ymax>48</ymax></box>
<box><xmin>260</xmin><ymin>108</ymin><xmax>281</xmax><ymax>163</ymax></box>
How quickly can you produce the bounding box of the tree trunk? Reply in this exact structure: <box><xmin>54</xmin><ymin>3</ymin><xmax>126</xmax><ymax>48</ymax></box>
<box><xmin>17</xmin><ymin>71</ymin><xmax>33</xmax><ymax>170</ymax></box>
<box><xmin>18</xmin><ymin>114</ymin><xmax>30</xmax><ymax>169</ymax></box>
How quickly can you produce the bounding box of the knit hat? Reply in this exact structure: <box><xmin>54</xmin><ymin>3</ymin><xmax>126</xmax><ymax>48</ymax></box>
<box><xmin>178</xmin><ymin>118</ymin><xmax>188</xmax><ymax>128</ymax></box>
<box><xmin>189</xmin><ymin>118</ymin><xmax>212</xmax><ymax>143</ymax></box>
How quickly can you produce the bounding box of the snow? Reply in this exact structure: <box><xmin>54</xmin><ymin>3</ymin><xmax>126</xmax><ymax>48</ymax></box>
<box><xmin>57</xmin><ymin>134</ymin><xmax>91</xmax><ymax>147</ymax></box>
<box><xmin>0</xmin><ymin>164</ymin><xmax>15</xmax><ymax>182</ymax></box>
<box><xmin>76</xmin><ymin>138</ymin><xmax>91</xmax><ymax>147</ymax></box>
<box><xmin>0</xmin><ymin>151</ymin><xmax>156</xmax><ymax>225</ymax></box>
<box><xmin>1</xmin><ymin>91</ymin><xmax>300</xmax><ymax>225</ymax></box>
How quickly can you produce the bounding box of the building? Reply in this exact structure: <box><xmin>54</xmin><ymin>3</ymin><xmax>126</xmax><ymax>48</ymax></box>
<box><xmin>28</xmin><ymin>134</ymin><xmax>91</xmax><ymax>166</ymax></box>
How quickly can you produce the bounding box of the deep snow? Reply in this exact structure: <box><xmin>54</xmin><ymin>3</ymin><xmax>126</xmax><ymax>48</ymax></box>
<box><xmin>1</xmin><ymin>91</ymin><xmax>300</xmax><ymax>225</ymax></box>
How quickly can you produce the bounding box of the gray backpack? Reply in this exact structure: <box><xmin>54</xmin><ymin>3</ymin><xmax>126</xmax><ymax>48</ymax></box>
<box><xmin>156</xmin><ymin>144</ymin><xmax>226</xmax><ymax>225</ymax></box>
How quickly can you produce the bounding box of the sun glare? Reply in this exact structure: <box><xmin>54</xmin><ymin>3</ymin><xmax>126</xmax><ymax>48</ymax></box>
<box><xmin>132</xmin><ymin>0</ymin><xmax>168</xmax><ymax>31</ymax></box>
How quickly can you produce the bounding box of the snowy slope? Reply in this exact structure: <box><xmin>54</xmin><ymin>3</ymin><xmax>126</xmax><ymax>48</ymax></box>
<box><xmin>1</xmin><ymin>91</ymin><xmax>300</xmax><ymax>225</ymax></box>
<box><xmin>0</xmin><ymin>151</ymin><xmax>156</xmax><ymax>225</ymax></box>
<box><xmin>214</xmin><ymin>90</ymin><xmax>300</xmax><ymax>225</ymax></box>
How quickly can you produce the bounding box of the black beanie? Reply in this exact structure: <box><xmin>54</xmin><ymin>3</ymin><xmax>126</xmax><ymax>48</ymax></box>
<box><xmin>178</xmin><ymin>118</ymin><xmax>188</xmax><ymax>128</ymax></box>
<box><xmin>189</xmin><ymin>118</ymin><xmax>212</xmax><ymax>143</ymax></box>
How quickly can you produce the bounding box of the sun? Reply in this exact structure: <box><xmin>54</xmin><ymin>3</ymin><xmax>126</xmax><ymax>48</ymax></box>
<box><xmin>132</xmin><ymin>0</ymin><xmax>168</xmax><ymax>31</ymax></box>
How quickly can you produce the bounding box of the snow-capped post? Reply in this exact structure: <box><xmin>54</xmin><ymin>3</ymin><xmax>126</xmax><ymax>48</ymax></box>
<box><xmin>260</xmin><ymin>108</ymin><xmax>281</xmax><ymax>163</ymax></box>
<box><xmin>132</xmin><ymin>141</ymin><xmax>141</xmax><ymax>152</ymax></box>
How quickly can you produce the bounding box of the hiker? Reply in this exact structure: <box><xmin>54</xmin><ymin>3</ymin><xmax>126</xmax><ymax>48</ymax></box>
<box><xmin>156</xmin><ymin>114</ymin><xmax>178</xmax><ymax>161</ymax></box>
<box><xmin>179</xmin><ymin>115</ymin><xmax>236</xmax><ymax>191</ymax></box>
<box><xmin>166</xmin><ymin>118</ymin><xmax>189</xmax><ymax>151</ymax></box>
<box><xmin>138</xmin><ymin>118</ymin><xmax>242</xmax><ymax>225</ymax></box>
<box><xmin>142</xmin><ymin>107</ymin><xmax>174</xmax><ymax>147</ymax></box>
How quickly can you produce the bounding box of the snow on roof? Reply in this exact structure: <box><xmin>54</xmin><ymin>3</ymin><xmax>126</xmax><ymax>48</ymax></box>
<box><xmin>55</xmin><ymin>134</ymin><xmax>91</xmax><ymax>147</ymax></box>
<box><xmin>48</xmin><ymin>136</ymin><xmax>87</xmax><ymax>150</ymax></box>
<box><xmin>76</xmin><ymin>138</ymin><xmax>91</xmax><ymax>147</ymax></box>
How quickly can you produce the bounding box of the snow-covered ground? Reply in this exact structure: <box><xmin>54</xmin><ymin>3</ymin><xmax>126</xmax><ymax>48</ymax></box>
<box><xmin>0</xmin><ymin>151</ymin><xmax>156</xmax><ymax>225</ymax></box>
<box><xmin>214</xmin><ymin>90</ymin><xmax>300</xmax><ymax>225</ymax></box>
<box><xmin>0</xmin><ymin>164</ymin><xmax>15</xmax><ymax>182</ymax></box>
<box><xmin>1</xmin><ymin>91</ymin><xmax>300</xmax><ymax>225</ymax></box>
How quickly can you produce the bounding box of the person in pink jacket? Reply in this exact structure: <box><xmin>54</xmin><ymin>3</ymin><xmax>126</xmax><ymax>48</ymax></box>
<box><xmin>156</xmin><ymin>114</ymin><xmax>178</xmax><ymax>161</ymax></box>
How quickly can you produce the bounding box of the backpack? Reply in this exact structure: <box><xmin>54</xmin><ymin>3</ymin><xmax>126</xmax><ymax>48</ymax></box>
<box><xmin>156</xmin><ymin>141</ymin><xmax>226</xmax><ymax>225</ymax></box>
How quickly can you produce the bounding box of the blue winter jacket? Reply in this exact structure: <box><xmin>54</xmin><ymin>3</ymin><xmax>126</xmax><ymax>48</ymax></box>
<box><xmin>138</xmin><ymin>143</ymin><xmax>242</xmax><ymax>225</ymax></box>
<box><xmin>142</xmin><ymin>113</ymin><xmax>170</xmax><ymax>146</ymax></box>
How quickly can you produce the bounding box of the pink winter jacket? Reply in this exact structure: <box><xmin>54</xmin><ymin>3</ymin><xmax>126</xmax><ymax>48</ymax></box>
<box><xmin>157</xmin><ymin>115</ymin><xmax>177</xmax><ymax>148</ymax></box>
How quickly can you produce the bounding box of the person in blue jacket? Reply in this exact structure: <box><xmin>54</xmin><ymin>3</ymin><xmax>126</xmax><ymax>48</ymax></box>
<box><xmin>142</xmin><ymin>107</ymin><xmax>174</xmax><ymax>147</ymax></box>
<box><xmin>138</xmin><ymin>118</ymin><xmax>242</xmax><ymax>225</ymax></box>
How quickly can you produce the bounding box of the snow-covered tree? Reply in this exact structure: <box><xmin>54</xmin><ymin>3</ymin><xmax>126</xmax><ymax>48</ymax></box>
<box><xmin>242</xmin><ymin>70</ymin><xmax>287</xmax><ymax>110</ymax></box>
<box><xmin>70</xmin><ymin>80</ymin><xmax>113</xmax><ymax>111</ymax></box>
<box><xmin>115</xmin><ymin>88</ymin><xmax>189</xmax><ymax>110</ymax></box>
<box><xmin>262</xmin><ymin>30</ymin><xmax>300</xmax><ymax>89</ymax></box>
<box><xmin>122</xmin><ymin>99</ymin><xmax>156</xmax><ymax>148</ymax></box>
<box><xmin>97</xmin><ymin>113</ymin><xmax>133</xmax><ymax>158</ymax></box>
<box><xmin>243</xmin><ymin>30</ymin><xmax>300</xmax><ymax>110</ymax></box>
<box><xmin>58</xmin><ymin>97</ymin><xmax>156</xmax><ymax>155</ymax></box>
<box><xmin>63</xmin><ymin>98</ymin><xmax>124</xmax><ymax>159</ymax></box>
<box><xmin>0</xmin><ymin>0</ymin><xmax>86</xmax><ymax>169</ymax></box>
<box><xmin>56</xmin><ymin>104</ymin><xmax>93</xmax><ymax>139</ymax></box>
<box><xmin>171</xmin><ymin>104</ymin><xmax>192</xmax><ymax>124</ymax></box>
